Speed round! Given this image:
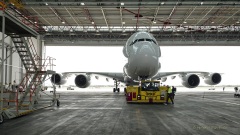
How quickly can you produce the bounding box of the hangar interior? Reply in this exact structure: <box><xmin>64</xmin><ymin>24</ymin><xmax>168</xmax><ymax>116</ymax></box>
<box><xmin>0</xmin><ymin>0</ymin><xmax>240</xmax><ymax>134</ymax></box>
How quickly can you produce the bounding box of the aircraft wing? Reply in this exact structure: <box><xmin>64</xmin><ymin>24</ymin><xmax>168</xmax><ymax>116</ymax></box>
<box><xmin>153</xmin><ymin>71</ymin><xmax>211</xmax><ymax>79</ymax></box>
<box><xmin>153</xmin><ymin>71</ymin><xmax>222</xmax><ymax>88</ymax></box>
<box><xmin>62</xmin><ymin>72</ymin><xmax>125</xmax><ymax>82</ymax></box>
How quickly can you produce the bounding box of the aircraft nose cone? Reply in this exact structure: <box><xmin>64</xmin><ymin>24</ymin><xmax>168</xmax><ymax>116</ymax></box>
<box><xmin>131</xmin><ymin>44</ymin><xmax>159</xmax><ymax>78</ymax></box>
<box><xmin>138</xmin><ymin>44</ymin><xmax>154</xmax><ymax>56</ymax></box>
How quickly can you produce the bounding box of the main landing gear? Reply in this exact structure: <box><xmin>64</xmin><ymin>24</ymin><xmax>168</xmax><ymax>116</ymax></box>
<box><xmin>113</xmin><ymin>80</ymin><xmax>120</xmax><ymax>92</ymax></box>
<box><xmin>0</xmin><ymin>113</ymin><xmax>4</xmax><ymax>124</ymax></box>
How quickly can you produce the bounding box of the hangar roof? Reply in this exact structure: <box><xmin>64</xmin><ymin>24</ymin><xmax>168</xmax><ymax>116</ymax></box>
<box><xmin>8</xmin><ymin>0</ymin><xmax>240</xmax><ymax>46</ymax></box>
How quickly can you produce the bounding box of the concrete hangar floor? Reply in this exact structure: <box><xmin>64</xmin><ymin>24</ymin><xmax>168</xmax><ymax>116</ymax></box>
<box><xmin>0</xmin><ymin>87</ymin><xmax>239</xmax><ymax>135</ymax></box>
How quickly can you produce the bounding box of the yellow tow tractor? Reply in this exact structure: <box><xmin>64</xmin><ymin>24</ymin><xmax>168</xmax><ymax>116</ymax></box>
<box><xmin>125</xmin><ymin>80</ymin><xmax>168</xmax><ymax>103</ymax></box>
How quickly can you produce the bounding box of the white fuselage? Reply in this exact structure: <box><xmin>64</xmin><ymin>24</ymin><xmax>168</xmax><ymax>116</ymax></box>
<box><xmin>123</xmin><ymin>32</ymin><xmax>161</xmax><ymax>80</ymax></box>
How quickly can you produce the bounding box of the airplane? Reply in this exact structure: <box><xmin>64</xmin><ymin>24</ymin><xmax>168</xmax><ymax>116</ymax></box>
<box><xmin>50</xmin><ymin>31</ymin><xmax>222</xmax><ymax>92</ymax></box>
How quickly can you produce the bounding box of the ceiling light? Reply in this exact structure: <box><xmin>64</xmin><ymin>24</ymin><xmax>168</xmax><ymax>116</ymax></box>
<box><xmin>91</xmin><ymin>21</ymin><xmax>95</xmax><ymax>24</ymax></box>
<box><xmin>122</xmin><ymin>22</ymin><xmax>125</xmax><ymax>24</ymax></box>
<box><xmin>211</xmin><ymin>21</ymin><xmax>214</xmax><ymax>23</ymax></box>
<box><xmin>81</xmin><ymin>3</ymin><xmax>85</xmax><ymax>6</ymax></box>
<box><xmin>153</xmin><ymin>21</ymin><xmax>156</xmax><ymax>24</ymax></box>
<box><xmin>121</xmin><ymin>3</ymin><xmax>124</xmax><ymax>6</ymax></box>
<box><xmin>183</xmin><ymin>21</ymin><xmax>187</xmax><ymax>23</ymax></box>
<box><xmin>161</xmin><ymin>2</ymin><xmax>164</xmax><ymax>5</ymax></box>
<box><xmin>62</xmin><ymin>21</ymin><xmax>65</xmax><ymax>24</ymax></box>
<box><xmin>200</xmin><ymin>2</ymin><xmax>203</xmax><ymax>5</ymax></box>
<box><xmin>45</xmin><ymin>3</ymin><xmax>48</xmax><ymax>6</ymax></box>
<box><xmin>236</xmin><ymin>21</ymin><xmax>240</xmax><ymax>24</ymax></box>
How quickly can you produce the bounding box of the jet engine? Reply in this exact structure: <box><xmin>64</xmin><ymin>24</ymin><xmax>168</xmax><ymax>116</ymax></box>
<box><xmin>51</xmin><ymin>73</ymin><xmax>67</xmax><ymax>85</ymax></box>
<box><xmin>75</xmin><ymin>74</ymin><xmax>91</xmax><ymax>88</ymax></box>
<box><xmin>204</xmin><ymin>73</ymin><xmax>221</xmax><ymax>85</ymax></box>
<box><xmin>161</xmin><ymin>77</ymin><xmax>167</xmax><ymax>82</ymax></box>
<box><xmin>181</xmin><ymin>74</ymin><xmax>200</xmax><ymax>88</ymax></box>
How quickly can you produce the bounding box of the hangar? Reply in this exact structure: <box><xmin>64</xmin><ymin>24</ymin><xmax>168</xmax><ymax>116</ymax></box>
<box><xmin>0</xmin><ymin>0</ymin><xmax>240</xmax><ymax>134</ymax></box>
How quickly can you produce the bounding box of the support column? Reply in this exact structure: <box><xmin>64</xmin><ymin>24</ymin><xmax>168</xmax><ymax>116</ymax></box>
<box><xmin>9</xmin><ymin>40</ymin><xmax>13</xmax><ymax>84</ymax></box>
<box><xmin>5</xmin><ymin>47</ymin><xmax>7</xmax><ymax>83</ymax></box>
<box><xmin>1</xmin><ymin>11</ymin><xmax>6</xmax><ymax>120</ymax></box>
<box><xmin>37</xmin><ymin>35</ymin><xmax>42</xmax><ymax>67</ymax></box>
<box><xmin>20</xmin><ymin>60</ymin><xmax>23</xmax><ymax>81</ymax></box>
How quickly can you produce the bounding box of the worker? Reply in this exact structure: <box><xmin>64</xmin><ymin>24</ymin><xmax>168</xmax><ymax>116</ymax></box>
<box><xmin>8</xmin><ymin>83</ymin><xmax>12</xmax><ymax>91</ymax></box>
<box><xmin>12</xmin><ymin>80</ymin><xmax>17</xmax><ymax>92</ymax></box>
<box><xmin>234</xmin><ymin>87</ymin><xmax>240</xmax><ymax>97</ymax></box>
<box><xmin>172</xmin><ymin>86</ymin><xmax>177</xmax><ymax>99</ymax></box>
<box><xmin>234</xmin><ymin>87</ymin><xmax>238</xmax><ymax>94</ymax></box>
<box><xmin>4</xmin><ymin>82</ymin><xmax>8</xmax><ymax>91</ymax></box>
<box><xmin>165</xmin><ymin>85</ymin><xmax>174</xmax><ymax>105</ymax></box>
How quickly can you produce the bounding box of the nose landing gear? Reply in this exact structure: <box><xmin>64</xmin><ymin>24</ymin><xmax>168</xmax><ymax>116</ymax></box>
<box><xmin>113</xmin><ymin>79</ymin><xmax>120</xmax><ymax>92</ymax></box>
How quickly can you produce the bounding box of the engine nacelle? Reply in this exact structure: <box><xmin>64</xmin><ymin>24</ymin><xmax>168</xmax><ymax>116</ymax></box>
<box><xmin>181</xmin><ymin>74</ymin><xmax>200</xmax><ymax>88</ymax></box>
<box><xmin>204</xmin><ymin>73</ymin><xmax>221</xmax><ymax>85</ymax></box>
<box><xmin>51</xmin><ymin>73</ymin><xmax>67</xmax><ymax>85</ymax></box>
<box><xmin>161</xmin><ymin>77</ymin><xmax>167</xmax><ymax>82</ymax></box>
<box><xmin>75</xmin><ymin>74</ymin><xmax>91</xmax><ymax>88</ymax></box>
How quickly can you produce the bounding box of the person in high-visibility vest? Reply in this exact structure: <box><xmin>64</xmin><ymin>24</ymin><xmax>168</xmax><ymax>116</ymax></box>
<box><xmin>166</xmin><ymin>85</ymin><xmax>174</xmax><ymax>104</ymax></box>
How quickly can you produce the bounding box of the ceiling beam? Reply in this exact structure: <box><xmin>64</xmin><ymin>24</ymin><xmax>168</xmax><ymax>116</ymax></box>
<box><xmin>31</xmin><ymin>7</ymin><xmax>52</xmax><ymax>26</ymax></box>
<box><xmin>120</xmin><ymin>7</ymin><xmax>124</xmax><ymax>32</ymax></box>
<box><xmin>101</xmin><ymin>7</ymin><xmax>109</xmax><ymax>31</ymax></box>
<box><xmin>179</xmin><ymin>6</ymin><xmax>197</xmax><ymax>27</ymax></box>
<box><xmin>149</xmin><ymin>6</ymin><xmax>159</xmax><ymax>32</ymax></box>
<box><xmin>22</xmin><ymin>1</ymin><xmax>240</xmax><ymax>7</ymax></box>
<box><xmin>195</xmin><ymin>6</ymin><xmax>215</xmax><ymax>26</ymax></box>
<box><xmin>135</xmin><ymin>6</ymin><xmax>140</xmax><ymax>31</ymax></box>
<box><xmin>83</xmin><ymin>8</ymin><xmax>97</xmax><ymax>31</ymax></box>
<box><xmin>64</xmin><ymin>7</ymin><xmax>81</xmax><ymax>27</ymax></box>
<box><xmin>219</xmin><ymin>8</ymin><xmax>240</xmax><ymax>26</ymax></box>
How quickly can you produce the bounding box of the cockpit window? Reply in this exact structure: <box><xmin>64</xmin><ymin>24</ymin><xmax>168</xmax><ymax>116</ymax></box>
<box><xmin>129</xmin><ymin>38</ymin><xmax>157</xmax><ymax>46</ymax></box>
<box><xmin>146</xmin><ymin>39</ymin><xmax>151</xmax><ymax>42</ymax></box>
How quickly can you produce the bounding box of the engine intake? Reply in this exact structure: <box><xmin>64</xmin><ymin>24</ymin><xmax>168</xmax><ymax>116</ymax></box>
<box><xmin>181</xmin><ymin>74</ymin><xmax>200</xmax><ymax>88</ymax></box>
<box><xmin>161</xmin><ymin>77</ymin><xmax>167</xmax><ymax>82</ymax></box>
<box><xmin>51</xmin><ymin>73</ymin><xmax>67</xmax><ymax>85</ymax></box>
<box><xmin>204</xmin><ymin>73</ymin><xmax>221</xmax><ymax>85</ymax></box>
<box><xmin>75</xmin><ymin>74</ymin><xmax>91</xmax><ymax>88</ymax></box>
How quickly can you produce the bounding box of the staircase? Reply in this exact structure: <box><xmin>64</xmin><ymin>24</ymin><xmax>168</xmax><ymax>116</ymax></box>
<box><xmin>10</xmin><ymin>34</ymin><xmax>54</xmax><ymax>111</ymax></box>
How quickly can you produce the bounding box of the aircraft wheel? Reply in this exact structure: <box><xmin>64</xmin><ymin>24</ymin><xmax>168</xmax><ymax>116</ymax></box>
<box><xmin>57</xmin><ymin>100</ymin><xmax>60</xmax><ymax>107</ymax></box>
<box><xmin>0</xmin><ymin>114</ymin><xmax>4</xmax><ymax>124</ymax></box>
<box><xmin>113</xmin><ymin>88</ymin><xmax>116</xmax><ymax>92</ymax></box>
<box><xmin>117</xmin><ymin>88</ymin><xmax>120</xmax><ymax>92</ymax></box>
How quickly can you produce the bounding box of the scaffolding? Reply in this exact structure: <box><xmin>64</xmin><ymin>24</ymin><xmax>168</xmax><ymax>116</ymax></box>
<box><xmin>0</xmin><ymin>6</ymin><xmax>56</xmax><ymax>123</ymax></box>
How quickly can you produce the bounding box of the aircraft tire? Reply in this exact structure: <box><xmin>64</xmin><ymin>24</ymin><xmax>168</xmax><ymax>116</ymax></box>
<box><xmin>117</xmin><ymin>88</ymin><xmax>120</xmax><ymax>92</ymax></box>
<box><xmin>113</xmin><ymin>88</ymin><xmax>116</xmax><ymax>92</ymax></box>
<box><xmin>57</xmin><ymin>100</ymin><xmax>60</xmax><ymax>107</ymax></box>
<box><xmin>0</xmin><ymin>114</ymin><xmax>3</xmax><ymax>124</ymax></box>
